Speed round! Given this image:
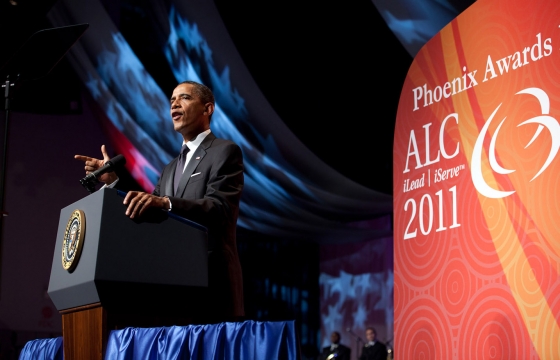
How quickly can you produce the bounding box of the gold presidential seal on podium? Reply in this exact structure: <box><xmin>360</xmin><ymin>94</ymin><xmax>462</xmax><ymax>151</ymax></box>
<box><xmin>62</xmin><ymin>209</ymin><xmax>86</xmax><ymax>272</ymax></box>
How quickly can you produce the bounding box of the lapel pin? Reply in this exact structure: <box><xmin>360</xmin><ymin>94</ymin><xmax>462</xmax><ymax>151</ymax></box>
<box><xmin>196</xmin><ymin>156</ymin><xmax>201</xmax><ymax>160</ymax></box>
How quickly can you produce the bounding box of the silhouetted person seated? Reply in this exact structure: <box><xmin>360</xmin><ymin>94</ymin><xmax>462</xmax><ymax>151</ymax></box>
<box><xmin>321</xmin><ymin>331</ymin><xmax>350</xmax><ymax>360</ymax></box>
<box><xmin>359</xmin><ymin>327</ymin><xmax>388</xmax><ymax>360</ymax></box>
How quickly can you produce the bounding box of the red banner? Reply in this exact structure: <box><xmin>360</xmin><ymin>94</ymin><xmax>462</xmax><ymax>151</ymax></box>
<box><xmin>393</xmin><ymin>0</ymin><xmax>560</xmax><ymax>358</ymax></box>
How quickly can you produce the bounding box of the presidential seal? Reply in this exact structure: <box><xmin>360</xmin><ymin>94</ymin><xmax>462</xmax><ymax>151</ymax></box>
<box><xmin>62</xmin><ymin>209</ymin><xmax>86</xmax><ymax>272</ymax></box>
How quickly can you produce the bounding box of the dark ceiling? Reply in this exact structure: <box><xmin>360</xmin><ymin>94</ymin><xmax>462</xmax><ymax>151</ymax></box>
<box><xmin>0</xmin><ymin>0</ymin><xmax>413</xmax><ymax>195</ymax></box>
<box><xmin>214</xmin><ymin>0</ymin><xmax>413</xmax><ymax>195</ymax></box>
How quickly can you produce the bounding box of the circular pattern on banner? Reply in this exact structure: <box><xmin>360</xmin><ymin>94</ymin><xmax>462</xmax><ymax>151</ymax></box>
<box><xmin>479</xmin><ymin>196</ymin><xmax>514</xmax><ymax>247</ymax></box>
<box><xmin>461</xmin><ymin>13</ymin><xmax>522</xmax><ymax>108</ymax></box>
<box><xmin>397</xmin><ymin>295</ymin><xmax>453</xmax><ymax>360</ymax></box>
<box><xmin>531</xmin><ymin>164</ymin><xmax>560</xmax><ymax>256</ymax></box>
<box><xmin>458</xmin><ymin>187</ymin><xmax>504</xmax><ymax>278</ymax></box>
<box><xmin>525</xmin><ymin>2</ymin><xmax>560</xmax><ymax>90</ymax></box>
<box><xmin>542</xmin><ymin>280</ymin><xmax>560</xmax><ymax>356</ymax></box>
<box><xmin>397</xmin><ymin>229</ymin><xmax>452</xmax><ymax>286</ymax></box>
<box><xmin>437</xmin><ymin>247</ymin><xmax>475</xmax><ymax>319</ymax></box>
<box><xmin>62</xmin><ymin>209</ymin><xmax>86</xmax><ymax>272</ymax></box>
<box><xmin>393</xmin><ymin>270</ymin><xmax>406</xmax><ymax>326</ymax></box>
<box><xmin>515</xmin><ymin>239</ymin><xmax>552</xmax><ymax>302</ymax></box>
<box><xmin>458</xmin><ymin>285</ymin><xmax>529</xmax><ymax>359</ymax></box>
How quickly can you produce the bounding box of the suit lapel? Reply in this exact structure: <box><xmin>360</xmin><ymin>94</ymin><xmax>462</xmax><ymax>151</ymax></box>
<box><xmin>174</xmin><ymin>133</ymin><xmax>215</xmax><ymax>197</ymax></box>
<box><xmin>162</xmin><ymin>157</ymin><xmax>178</xmax><ymax>196</ymax></box>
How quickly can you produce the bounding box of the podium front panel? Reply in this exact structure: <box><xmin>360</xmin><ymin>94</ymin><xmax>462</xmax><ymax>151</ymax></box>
<box><xmin>48</xmin><ymin>190</ymin><xmax>105</xmax><ymax>310</ymax></box>
<box><xmin>48</xmin><ymin>188</ymin><xmax>208</xmax><ymax>311</ymax></box>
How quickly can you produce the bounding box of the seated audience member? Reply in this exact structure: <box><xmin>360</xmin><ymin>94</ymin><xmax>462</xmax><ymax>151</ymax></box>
<box><xmin>321</xmin><ymin>331</ymin><xmax>350</xmax><ymax>360</ymax></box>
<box><xmin>359</xmin><ymin>327</ymin><xmax>388</xmax><ymax>360</ymax></box>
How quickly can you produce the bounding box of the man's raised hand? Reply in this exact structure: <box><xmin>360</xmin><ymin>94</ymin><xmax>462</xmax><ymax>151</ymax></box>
<box><xmin>74</xmin><ymin>145</ymin><xmax>118</xmax><ymax>185</ymax></box>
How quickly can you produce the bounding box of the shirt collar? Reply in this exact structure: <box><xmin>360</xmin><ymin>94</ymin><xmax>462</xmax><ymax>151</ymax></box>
<box><xmin>183</xmin><ymin>129</ymin><xmax>211</xmax><ymax>150</ymax></box>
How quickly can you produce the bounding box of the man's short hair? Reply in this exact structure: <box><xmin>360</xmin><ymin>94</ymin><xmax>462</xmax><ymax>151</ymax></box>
<box><xmin>178</xmin><ymin>80</ymin><xmax>215</xmax><ymax>121</ymax></box>
<box><xmin>178</xmin><ymin>80</ymin><xmax>215</xmax><ymax>105</ymax></box>
<box><xmin>366</xmin><ymin>327</ymin><xmax>377</xmax><ymax>335</ymax></box>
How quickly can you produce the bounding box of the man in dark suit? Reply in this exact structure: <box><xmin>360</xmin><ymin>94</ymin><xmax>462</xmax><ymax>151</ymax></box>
<box><xmin>321</xmin><ymin>331</ymin><xmax>351</xmax><ymax>360</ymax></box>
<box><xmin>359</xmin><ymin>327</ymin><xmax>388</xmax><ymax>360</ymax></box>
<box><xmin>75</xmin><ymin>80</ymin><xmax>244</xmax><ymax>323</ymax></box>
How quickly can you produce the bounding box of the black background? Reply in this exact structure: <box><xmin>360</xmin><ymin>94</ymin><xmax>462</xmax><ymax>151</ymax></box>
<box><xmin>0</xmin><ymin>0</ymin><xmax>414</xmax><ymax>195</ymax></box>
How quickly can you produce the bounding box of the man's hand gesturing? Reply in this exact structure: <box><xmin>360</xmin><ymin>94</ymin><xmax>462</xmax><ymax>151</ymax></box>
<box><xmin>74</xmin><ymin>145</ymin><xmax>118</xmax><ymax>185</ymax></box>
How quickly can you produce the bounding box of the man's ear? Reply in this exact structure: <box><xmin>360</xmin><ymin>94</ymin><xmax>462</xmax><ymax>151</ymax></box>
<box><xmin>204</xmin><ymin>103</ymin><xmax>214</xmax><ymax>116</ymax></box>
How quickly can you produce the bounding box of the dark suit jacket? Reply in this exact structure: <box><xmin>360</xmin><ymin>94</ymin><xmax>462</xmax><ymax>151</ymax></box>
<box><xmin>321</xmin><ymin>344</ymin><xmax>351</xmax><ymax>360</ymax></box>
<box><xmin>358</xmin><ymin>341</ymin><xmax>388</xmax><ymax>360</ymax></box>
<box><xmin>152</xmin><ymin>132</ymin><xmax>244</xmax><ymax>320</ymax></box>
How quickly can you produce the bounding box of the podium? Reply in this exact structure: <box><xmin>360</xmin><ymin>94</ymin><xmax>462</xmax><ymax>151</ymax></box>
<box><xmin>47</xmin><ymin>188</ymin><xmax>208</xmax><ymax>359</ymax></box>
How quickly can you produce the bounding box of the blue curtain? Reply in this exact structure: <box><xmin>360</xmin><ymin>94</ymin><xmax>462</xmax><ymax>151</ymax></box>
<box><xmin>18</xmin><ymin>337</ymin><xmax>63</xmax><ymax>360</ymax></box>
<box><xmin>19</xmin><ymin>321</ymin><xmax>298</xmax><ymax>360</ymax></box>
<box><xmin>105</xmin><ymin>321</ymin><xmax>298</xmax><ymax>360</ymax></box>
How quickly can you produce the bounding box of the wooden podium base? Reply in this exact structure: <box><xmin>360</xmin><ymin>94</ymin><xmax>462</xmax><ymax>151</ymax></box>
<box><xmin>61</xmin><ymin>302</ymin><xmax>197</xmax><ymax>360</ymax></box>
<box><xmin>61</xmin><ymin>303</ymin><xmax>106</xmax><ymax>360</ymax></box>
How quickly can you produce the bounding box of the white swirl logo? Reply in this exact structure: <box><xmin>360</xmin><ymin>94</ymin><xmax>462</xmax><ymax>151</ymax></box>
<box><xmin>471</xmin><ymin>87</ymin><xmax>560</xmax><ymax>198</ymax></box>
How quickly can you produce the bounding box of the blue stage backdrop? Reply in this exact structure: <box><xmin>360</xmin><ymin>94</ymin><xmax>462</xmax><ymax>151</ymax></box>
<box><xmin>371</xmin><ymin>0</ymin><xmax>475</xmax><ymax>57</ymax></box>
<box><xmin>48</xmin><ymin>0</ymin><xmax>393</xmax><ymax>243</ymax></box>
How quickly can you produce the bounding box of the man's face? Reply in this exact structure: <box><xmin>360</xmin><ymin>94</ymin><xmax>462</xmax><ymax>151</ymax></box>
<box><xmin>330</xmin><ymin>332</ymin><xmax>340</xmax><ymax>344</ymax></box>
<box><xmin>366</xmin><ymin>329</ymin><xmax>376</xmax><ymax>342</ymax></box>
<box><xmin>170</xmin><ymin>83</ymin><xmax>210</xmax><ymax>140</ymax></box>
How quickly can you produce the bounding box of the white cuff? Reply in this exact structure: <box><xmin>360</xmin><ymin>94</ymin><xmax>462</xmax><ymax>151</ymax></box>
<box><xmin>164</xmin><ymin>196</ymin><xmax>172</xmax><ymax>211</ymax></box>
<box><xmin>104</xmin><ymin>178</ymin><xmax>119</xmax><ymax>189</ymax></box>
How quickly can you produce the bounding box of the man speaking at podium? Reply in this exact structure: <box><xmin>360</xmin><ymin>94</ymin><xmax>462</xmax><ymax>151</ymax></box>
<box><xmin>75</xmin><ymin>80</ymin><xmax>244</xmax><ymax>323</ymax></box>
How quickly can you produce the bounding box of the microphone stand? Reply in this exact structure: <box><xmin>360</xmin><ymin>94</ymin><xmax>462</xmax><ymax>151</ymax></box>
<box><xmin>0</xmin><ymin>74</ymin><xmax>18</xmax><ymax>218</ymax></box>
<box><xmin>0</xmin><ymin>74</ymin><xmax>19</xmax><ymax>298</ymax></box>
<box><xmin>346</xmin><ymin>328</ymin><xmax>364</xmax><ymax>360</ymax></box>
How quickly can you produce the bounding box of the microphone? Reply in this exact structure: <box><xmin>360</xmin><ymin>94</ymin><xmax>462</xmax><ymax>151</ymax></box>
<box><xmin>80</xmin><ymin>154</ymin><xmax>126</xmax><ymax>193</ymax></box>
